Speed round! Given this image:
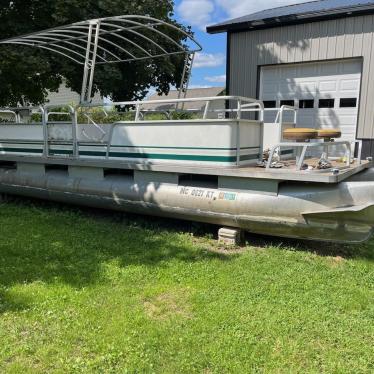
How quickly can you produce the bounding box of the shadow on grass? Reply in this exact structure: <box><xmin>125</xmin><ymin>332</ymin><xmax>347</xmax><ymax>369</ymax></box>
<box><xmin>0</xmin><ymin>195</ymin><xmax>372</xmax><ymax>314</ymax></box>
<box><xmin>0</xmin><ymin>196</ymin><xmax>230</xmax><ymax>290</ymax></box>
<box><xmin>243</xmin><ymin>232</ymin><xmax>374</xmax><ymax>261</ymax></box>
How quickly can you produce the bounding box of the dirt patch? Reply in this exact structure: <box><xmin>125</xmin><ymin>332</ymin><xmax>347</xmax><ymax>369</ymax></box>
<box><xmin>143</xmin><ymin>289</ymin><xmax>192</xmax><ymax>321</ymax></box>
<box><xmin>191</xmin><ymin>237</ymin><xmax>249</xmax><ymax>255</ymax></box>
<box><xmin>207</xmin><ymin>245</ymin><xmax>249</xmax><ymax>255</ymax></box>
<box><xmin>329</xmin><ymin>255</ymin><xmax>346</xmax><ymax>267</ymax></box>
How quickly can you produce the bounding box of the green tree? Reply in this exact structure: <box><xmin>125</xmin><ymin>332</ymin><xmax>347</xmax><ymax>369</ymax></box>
<box><xmin>0</xmin><ymin>0</ymin><xmax>190</xmax><ymax>106</ymax></box>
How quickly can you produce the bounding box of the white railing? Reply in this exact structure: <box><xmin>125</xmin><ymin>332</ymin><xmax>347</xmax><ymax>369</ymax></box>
<box><xmin>0</xmin><ymin>109</ymin><xmax>20</xmax><ymax>123</ymax></box>
<box><xmin>274</xmin><ymin>105</ymin><xmax>298</xmax><ymax>143</ymax></box>
<box><xmin>2</xmin><ymin>98</ymin><xmax>361</xmax><ymax>169</ymax></box>
<box><xmin>32</xmin><ymin>96</ymin><xmax>264</xmax><ymax>161</ymax></box>
<box><xmin>266</xmin><ymin>140</ymin><xmax>354</xmax><ymax>171</ymax></box>
<box><xmin>42</xmin><ymin>104</ymin><xmax>77</xmax><ymax>157</ymax></box>
<box><xmin>78</xmin><ymin>96</ymin><xmax>265</xmax><ymax>121</ymax></box>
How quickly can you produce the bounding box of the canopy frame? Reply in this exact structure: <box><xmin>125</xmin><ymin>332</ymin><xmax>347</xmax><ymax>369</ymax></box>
<box><xmin>0</xmin><ymin>15</ymin><xmax>202</xmax><ymax>103</ymax></box>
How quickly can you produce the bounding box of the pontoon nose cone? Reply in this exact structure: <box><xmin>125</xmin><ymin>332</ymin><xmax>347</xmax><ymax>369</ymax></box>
<box><xmin>303</xmin><ymin>204</ymin><xmax>374</xmax><ymax>243</ymax></box>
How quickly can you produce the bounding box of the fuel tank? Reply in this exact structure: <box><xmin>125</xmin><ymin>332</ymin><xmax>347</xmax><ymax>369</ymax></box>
<box><xmin>0</xmin><ymin>166</ymin><xmax>373</xmax><ymax>243</ymax></box>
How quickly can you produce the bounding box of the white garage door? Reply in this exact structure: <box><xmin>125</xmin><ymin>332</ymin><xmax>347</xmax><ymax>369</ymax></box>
<box><xmin>260</xmin><ymin>59</ymin><xmax>362</xmax><ymax>141</ymax></box>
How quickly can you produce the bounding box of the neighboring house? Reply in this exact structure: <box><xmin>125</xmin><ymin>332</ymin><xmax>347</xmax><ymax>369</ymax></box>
<box><xmin>46</xmin><ymin>82</ymin><xmax>102</xmax><ymax>106</ymax></box>
<box><xmin>147</xmin><ymin>87</ymin><xmax>225</xmax><ymax>118</ymax></box>
<box><xmin>207</xmin><ymin>0</ymin><xmax>374</xmax><ymax>158</ymax></box>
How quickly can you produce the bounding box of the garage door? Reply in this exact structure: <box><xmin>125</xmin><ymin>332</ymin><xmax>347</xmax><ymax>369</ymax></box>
<box><xmin>259</xmin><ymin>59</ymin><xmax>362</xmax><ymax>141</ymax></box>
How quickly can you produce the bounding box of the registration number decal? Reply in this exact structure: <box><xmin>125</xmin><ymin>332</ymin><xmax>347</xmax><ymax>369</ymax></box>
<box><xmin>179</xmin><ymin>187</ymin><xmax>237</xmax><ymax>201</ymax></box>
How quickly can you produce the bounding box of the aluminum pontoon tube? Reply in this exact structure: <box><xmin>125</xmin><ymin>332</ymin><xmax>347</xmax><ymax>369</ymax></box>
<box><xmin>0</xmin><ymin>167</ymin><xmax>373</xmax><ymax>243</ymax></box>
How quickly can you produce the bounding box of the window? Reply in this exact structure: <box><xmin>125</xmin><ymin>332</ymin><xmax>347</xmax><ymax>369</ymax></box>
<box><xmin>340</xmin><ymin>98</ymin><xmax>357</xmax><ymax>108</ymax></box>
<box><xmin>299</xmin><ymin>100</ymin><xmax>314</xmax><ymax>109</ymax></box>
<box><xmin>179</xmin><ymin>174</ymin><xmax>218</xmax><ymax>189</ymax></box>
<box><xmin>263</xmin><ymin>100</ymin><xmax>276</xmax><ymax>108</ymax></box>
<box><xmin>0</xmin><ymin>161</ymin><xmax>16</xmax><ymax>170</ymax></box>
<box><xmin>45</xmin><ymin>164</ymin><xmax>68</xmax><ymax>174</ymax></box>
<box><xmin>280</xmin><ymin>100</ymin><xmax>295</xmax><ymax>107</ymax></box>
<box><xmin>319</xmin><ymin>99</ymin><xmax>335</xmax><ymax>108</ymax></box>
<box><xmin>104</xmin><ymin>168</ymin><xmax>134</xmax><ymax>179</ymax></box>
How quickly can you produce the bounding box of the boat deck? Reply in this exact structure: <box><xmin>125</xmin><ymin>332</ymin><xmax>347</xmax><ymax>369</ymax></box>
<box><xmin>1</xmin><ymin>153</ymin><xmax>371</xmax><ymax>183</ymax></box>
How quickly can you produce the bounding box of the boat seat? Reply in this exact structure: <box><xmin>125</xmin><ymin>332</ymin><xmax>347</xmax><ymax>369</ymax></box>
<box><xmin>317</xmin><ymin>129</ymin><xmax>342</xmax><ymax>140</ymax></box>
<box><xmin>283</xmin><ymin>128</ymin><xmax>318</xmax><ymax>141</ymax></box>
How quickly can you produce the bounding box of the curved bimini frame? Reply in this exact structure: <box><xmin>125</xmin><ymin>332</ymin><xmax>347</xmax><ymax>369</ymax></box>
<box><xmin>0</xmin><ymin>15</ymin><xmax>202</xmax><ymax>103</ymax></box>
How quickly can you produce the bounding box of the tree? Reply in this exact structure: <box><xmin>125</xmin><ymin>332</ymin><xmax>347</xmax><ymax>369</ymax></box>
<box><xmin>0</xmin><ymin>0</ymin><xmax>190</xmax><ymax>106</ymax></box>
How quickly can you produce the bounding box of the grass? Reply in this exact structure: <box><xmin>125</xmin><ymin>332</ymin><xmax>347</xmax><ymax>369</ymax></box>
<box><xmin>0</xmin><ymin>197</ymin><xmax>373</xmax><ymax>373</ymax></box>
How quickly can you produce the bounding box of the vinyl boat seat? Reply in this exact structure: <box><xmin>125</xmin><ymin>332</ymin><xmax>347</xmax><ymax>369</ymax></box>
<box><xmin>283</xmin><ymin>128</ymin><xmax>318</xmax><ymax>141</ymax></box>
<box><xmin>316</xmin><ymin>129</ymin><xmax>342</xmax><ymax>140</ymax></box>
<box><xmin>283</xmin><ymin>128</ymin><xmax>342</xmax><ymax>142</ymax></box>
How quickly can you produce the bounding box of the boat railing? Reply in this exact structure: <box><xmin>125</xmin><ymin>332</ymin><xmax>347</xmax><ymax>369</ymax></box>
<box><xmin>43</xmin><ymin>104</ymin><xmax>78</xmax><ymax>157</ymax></box>
<box><xmin>0</xmin><ymin>109</ymin><xmax>21</xmax><ymax>123</ymax></box>
<box><xmin>266</xmin><ymin>140</ymin><xmax>354</xmax><ymax>171</ymax></box>
<box><xmin>274</xmin><ymin>105</ymin><xmax>298</xmax><ymax>125</ymax></box>
<box><xmin>78</xmin><ymin>96</ymin><xmax>265</xmax><ymax>122</ymax></box>
<box><xmin>79</xmin><ymin>96</ymin><xmax>265</xmax><ymax>161</ymax></box>
<box><xmin>274</xmin><ymin>105</ymin><xmax>298</xmax><ymax>142</ymax></box>
<box><xmin>0</xmin><ymin>96</ymin><xmax>266</xmax><ymax>125</ymax></box>
<box><xmin>32</xmin><ymin>96</ymin><xmax>266</xmax><ymax>161</ymax></box>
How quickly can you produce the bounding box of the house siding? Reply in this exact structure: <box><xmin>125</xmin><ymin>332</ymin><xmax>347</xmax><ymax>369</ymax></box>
<box><xmin>229</xmin><ymin>14</ymin><xmax>374</xmax><ymax>139</ymax></box>
<box><xmin>47</xmin><ymin>84</ymin><xmax>102</xmax><ymax>106</ymax></box>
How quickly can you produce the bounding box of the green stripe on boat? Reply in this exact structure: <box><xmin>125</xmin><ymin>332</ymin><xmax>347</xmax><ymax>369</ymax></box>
<box><xmin>109</xmin><ymin>145</ymin><xmax>260</xmax><ymax>151</ymax></box>
<box><xmin>0</xmin><ymin>147</ymin><xmax>43</xmax><ymax>154</ymax></box>
<box><xmin>80</xmin><ymin>150</ymin><xmax>239</xmax><ymax>162</ymax></box>
<box><xmin>108</xmin><ymin>152</ymin><xmax>237</xmax><ymax>162</ymax></box>
<box><xmin>0</xmin><ymin>147</ymin><xmax>260</xmax><ymax>163</ymax></box>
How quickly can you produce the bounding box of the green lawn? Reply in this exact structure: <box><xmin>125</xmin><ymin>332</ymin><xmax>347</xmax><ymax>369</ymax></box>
<box><xmin>0</xmin><ymin>198</ymin><xmax>373</xmax><ymax>373</ymax></box>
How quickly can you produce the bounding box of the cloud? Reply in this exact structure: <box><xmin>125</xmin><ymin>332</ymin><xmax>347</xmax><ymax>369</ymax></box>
<box><xmin>177</xmin><ymin>0</ymin><xmax>215</xmax><ymax>30</ymax></box>
<box><xmin>204</xmin><ymin>74</ymin><xmax>226</xmax><ymax>83</ymax></box>
<box><xmin>215</xmin><ymin>0</ymin><xmax>303</xmax><ymax>19</ymax></box>
<box><xmin>188</xmin><ymin>84</ymin><xmax>212</xmax><ymax>89</ymax></box>
<box><xmin>193</xmin><ymin>52</ymin><xmax>225</xmax><ymax>68</ymax></box>
<box><xmin>177</xmin><ymin>0</ymin><xmax>305</xmax><ymax>30</ymax></box>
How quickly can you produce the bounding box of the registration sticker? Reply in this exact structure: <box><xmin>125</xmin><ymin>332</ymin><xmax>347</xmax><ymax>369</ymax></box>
<box><xmin>218</xmin><ymin>192</ymin><xmax>236</xmax><ymax>201</ymax></box>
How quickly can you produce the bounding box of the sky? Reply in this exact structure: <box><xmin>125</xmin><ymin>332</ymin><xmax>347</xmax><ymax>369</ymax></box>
<box><xmin>173</xmin><ymin>0</ymin><xmax>308</xmax><ymax>88</ymax></box>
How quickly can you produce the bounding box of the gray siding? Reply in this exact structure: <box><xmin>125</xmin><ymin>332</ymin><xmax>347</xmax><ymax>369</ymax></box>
<box><xmin>47</xmin><ymin>83</ymin><xmax>102</xmax><ymax>106</ymax></box>
<box><xmin>229</xmin><ymin>14</ymin><xmax>374</xmax><ymax>138</ymax></box>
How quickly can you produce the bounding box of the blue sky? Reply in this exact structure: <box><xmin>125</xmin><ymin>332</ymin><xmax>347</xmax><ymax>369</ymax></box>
<box><xmin>173</xmin><ymin>0</ymin><xmax>307</xmax><ymax>88</ymax></box>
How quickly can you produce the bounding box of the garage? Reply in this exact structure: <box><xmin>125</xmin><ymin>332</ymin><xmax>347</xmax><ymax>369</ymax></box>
<box><xmin>259</xmin><ymin>59</ymin><xmax>362</xmax><ymax>141</ymax></box>
<box><xmin>208</xmin><ymin>0</ymin><xmax>374</xmax><ymax>157</ymax></box>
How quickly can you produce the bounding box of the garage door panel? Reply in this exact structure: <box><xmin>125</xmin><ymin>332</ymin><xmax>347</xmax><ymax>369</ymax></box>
<box><xmin>339</xmin><ymin>79</ymin><xmax>360</xmax><ymax>92</ymax></box>
<box><xmin>316</xmin><ymin>115</ymin><xmax>341</xmax><ymax>128</ymax></box>
<box><xmin>319</xmin><ymin>80</ymin><xmax>337</xmax><ymax>92</ymax></box>
<box><xmin>341</xmin><ymin>60</ymin><xmax>362</xmax><ymax>74</ymax></box>
<box><xmin>319</xmin><ymin>62</ymin><xmax>339</xmax><ymax>75</ymax></box>
<box><xmin>295</xmin><ymin>81</ymin><xmax>316</xmax><ymax>94</ymax></box>
<box><xmin>297</xmin><ymin>64</ymin><xmax>317</xmax><ymax>77</ymax></box>
<box><xmin>262</xmin><ymin>82</ymin><xmax>278</xmax><ymax>95</ymax></box>
<box><xmin>262</xmin><ymin>72</ymin><xmax>279</xmax><ymax>82</ymax></box>
<box><xmin>297</xmin><ymin>113</ymin><xmax>316</xmax><ymax>128</ymax></box>
<box><xmin>280</xmin><ymin>66</ymin><xmax>298</xmax><ymax>78</ymax></box>
<box><xmin>280</xmin><ymin>82</ymin><xmax>296</xmax><ymax>93</ymax></box>
<box><xmin>337</xmin><ymin>114</ymin><xmax>359</xmax><ymax>125</ymax></box>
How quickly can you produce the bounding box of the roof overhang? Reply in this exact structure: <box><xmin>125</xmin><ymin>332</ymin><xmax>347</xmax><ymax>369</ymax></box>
<box><xmin>207</xmin><ymin>3</ymin><xmax>374</xmax><ymax>34</ymax></box>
